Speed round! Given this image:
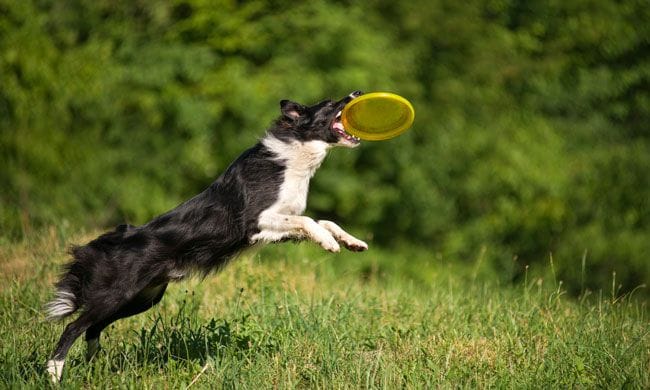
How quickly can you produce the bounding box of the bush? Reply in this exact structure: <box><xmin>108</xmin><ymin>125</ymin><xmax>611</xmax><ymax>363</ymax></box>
<box><xmin>1</xmin><ymin>0</ymin><xmax>648</xmax><ymax>296</ymax></box>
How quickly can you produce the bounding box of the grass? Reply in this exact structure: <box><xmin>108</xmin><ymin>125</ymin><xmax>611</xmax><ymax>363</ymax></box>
<box><xmin>0</xmin><ymin>228</ymin><xmax>648</xmax><ymax>388</ymax></box>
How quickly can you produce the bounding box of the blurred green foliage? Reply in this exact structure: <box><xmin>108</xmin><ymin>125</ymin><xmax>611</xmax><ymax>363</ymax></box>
<box><xmin>1</xmin><ymin>0</ymin><xmax>648</xmax><ymax>295</ymax></box>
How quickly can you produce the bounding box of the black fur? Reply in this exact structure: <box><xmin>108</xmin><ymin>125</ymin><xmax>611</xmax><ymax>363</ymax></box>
<box><xmin>45</xmin><ymin>91</ymin><xmax>364</xmax><ymax>380</ymax></box>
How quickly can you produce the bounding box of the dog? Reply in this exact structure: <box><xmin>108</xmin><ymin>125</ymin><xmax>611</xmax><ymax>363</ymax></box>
<box><xmin>44</xmin><ymin>91</ymin><xmax>368</xmax><ymax>382</ymax></box>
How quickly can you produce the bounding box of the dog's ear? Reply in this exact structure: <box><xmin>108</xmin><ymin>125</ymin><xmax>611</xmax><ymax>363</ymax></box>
<box><xmin>280</xmin><ymin>100</ymin><xmax>305</xmax><ymax>120</ymax></box>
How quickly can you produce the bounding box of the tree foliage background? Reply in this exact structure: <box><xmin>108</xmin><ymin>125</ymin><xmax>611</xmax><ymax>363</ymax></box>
<box><xmin>1</xmin><ymin>0</ymin><xmax>648</xmax><ymax>296</ymax></box>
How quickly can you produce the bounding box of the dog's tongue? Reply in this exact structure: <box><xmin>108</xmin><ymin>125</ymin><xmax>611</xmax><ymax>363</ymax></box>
<box><xmin>333</xmin><ymin>122</ymin><xmax>345</xmax><ymax>131</ymax></box>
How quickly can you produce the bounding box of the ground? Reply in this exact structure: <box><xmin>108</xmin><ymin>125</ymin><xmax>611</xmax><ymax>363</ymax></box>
<box><xmin>0</xmin><ymin>229</ymin><xmax>648</xmax><ymax>388</ymax></box>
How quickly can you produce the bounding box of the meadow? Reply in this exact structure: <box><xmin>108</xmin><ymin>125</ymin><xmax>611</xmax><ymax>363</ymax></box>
<box><xmin>1</xmin><ymin>229</ymin><xmax>647</xmax><ymax>388</ymax></box>
<box><xmin>2</xmin><ymin>1</ymin><xmax>648</xmax><ymax>388</ymax></box>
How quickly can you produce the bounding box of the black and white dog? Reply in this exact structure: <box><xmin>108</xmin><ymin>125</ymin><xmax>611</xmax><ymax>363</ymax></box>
<box><xmin>45</xmin><ymin>91</ymin><xmax>368</xmax><ymax>382</ymax></box>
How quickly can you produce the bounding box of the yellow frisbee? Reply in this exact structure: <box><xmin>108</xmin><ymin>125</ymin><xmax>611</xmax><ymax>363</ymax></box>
<box><xmin>341</xmin><ymin>92</ymin><xmax>415</xmax><ymax>141</ymax></box>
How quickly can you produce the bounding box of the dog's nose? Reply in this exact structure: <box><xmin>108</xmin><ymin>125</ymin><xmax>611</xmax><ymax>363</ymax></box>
<box><xmin>349</xmin><ymin>90</ymin><xmax>364</xmax><ymax>98</ymax></box>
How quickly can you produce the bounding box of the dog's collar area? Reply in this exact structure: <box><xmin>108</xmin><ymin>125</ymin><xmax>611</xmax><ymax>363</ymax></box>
<box><xmin>332</xmin><ymin>111</ymin><xmax>360</xmax><ymax>145</ymax></box>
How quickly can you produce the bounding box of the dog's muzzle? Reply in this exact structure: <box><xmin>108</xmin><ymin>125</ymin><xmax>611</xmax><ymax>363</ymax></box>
<box><xmin>331</xmin><ymin>91</ymin><xmax>364</xmax><ymax>146</ymax></box>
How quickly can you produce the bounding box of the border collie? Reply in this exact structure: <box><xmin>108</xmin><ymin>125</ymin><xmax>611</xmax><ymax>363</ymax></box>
<box><xmin>45</xmin><ymin>91</ymin><xmax>368</xmax><ymax>382</ymax></box>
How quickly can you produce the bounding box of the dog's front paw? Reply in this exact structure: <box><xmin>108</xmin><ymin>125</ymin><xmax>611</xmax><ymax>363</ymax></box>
<box><xmin>319</xmin><ymin>236</ymin><xmax>341</xmax><ymax>253</ymax></box>
<box><xmin>316</xmin><ymin>220</ymin><xmax>368</xmax><ymax>252</ymax></box>
<box><xmin>306</xmin><ymin>219</ymin><xmax>341</xmax><ymax>252</ymax></box>
<box><xmin>342</xmin><ymin>237</ymin><xmax>368</xmax><ymax>252</ymax></box>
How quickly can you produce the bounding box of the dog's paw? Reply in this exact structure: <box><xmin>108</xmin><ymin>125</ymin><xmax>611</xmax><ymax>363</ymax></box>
<box><xmin>305</xmin><ymin>220</ymin><xmax>340</xmax><ymax>252</ymax></box>
<box><xmin>319</xmin><ymin>236</ymin><xmax>341</xmax><ymax>253</ymax></box>
<box><xmin>316</xmin><ymin>220</ymin><xmax>367</xmax><ymax>252</ymax></box>
<box><xmin>46</xmin><ymin>359</ymin><xmax>64</xmax><ymax>383</ymax></box>
<box><xmin>342</xmin><ymin>237</ymin><xmax>368</xmax><ymax>252</ymax></box>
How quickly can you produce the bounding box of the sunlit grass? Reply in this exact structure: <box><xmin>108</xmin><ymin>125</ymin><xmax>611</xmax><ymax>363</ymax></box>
<box><xmin>0</xmin><ymin>232</ymin><xmax>648</xmax><ymax>388</ymax></box>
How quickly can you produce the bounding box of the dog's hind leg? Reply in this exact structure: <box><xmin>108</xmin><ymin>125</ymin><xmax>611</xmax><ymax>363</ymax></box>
<box><xmin>47</xmin><ymin>311</ymin><xmax>97</xmax><ymax>382</ymax></box>
<box><xmin>48</xmin><ymin>283</ymin><xmax>168</xmax><ymax>382</ymax></box>
<box><xmin>84</xmin><ymin>283</ymin><xmax>168</xmax><ymax>361</ymax></box>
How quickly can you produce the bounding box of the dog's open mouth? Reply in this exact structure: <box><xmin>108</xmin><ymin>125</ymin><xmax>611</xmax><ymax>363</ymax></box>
<box><xmin>332</xmin><ymin>111</ymin><xmax>360</xmax><ymax>145</ymax></box>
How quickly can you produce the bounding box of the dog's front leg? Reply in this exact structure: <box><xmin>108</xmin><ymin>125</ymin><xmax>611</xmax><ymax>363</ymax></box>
<box><xmin>254</xmin><ymin>213</ymin><xmax>341</xmax><ymax>252</ymax></box>
<box><xmin>317</xmin><ymin>220</ymin><xmax>368</xmax><ymax>252</ymax></box>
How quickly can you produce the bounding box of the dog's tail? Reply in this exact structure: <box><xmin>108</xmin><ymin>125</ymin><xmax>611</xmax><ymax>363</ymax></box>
<box><xmin>45</xmin><ymin>225</ymin><xmax>136</xmax><ymax>321</ymax></box>
<box><xmin>44</xmin><ymin>288</ymin><xmax>78</xmax><ymax>321</ymax></box>
<box><xmin>44</xmin><ymin>245</ymin><xmax>91</xmax><ymax>321</ymax></box>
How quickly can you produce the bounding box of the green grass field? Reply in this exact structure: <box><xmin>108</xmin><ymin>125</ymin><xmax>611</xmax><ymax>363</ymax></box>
<box><xmin>1</xmin><ymin>230</ymin><xmax>648</xmax><ymax>388</ymax></box>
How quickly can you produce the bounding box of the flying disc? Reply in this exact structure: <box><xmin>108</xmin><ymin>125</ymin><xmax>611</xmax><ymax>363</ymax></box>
<box><xmin>341</xmin><ymin>92</ymin><xmax>415</xmax><ymax>141</ymax></box>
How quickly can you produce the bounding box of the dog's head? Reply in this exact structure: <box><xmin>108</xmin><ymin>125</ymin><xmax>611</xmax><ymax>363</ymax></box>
<box><xmin>271</xmin><ymin>91</ymin><xmax>364</xmax><ymax>148</ymax></box>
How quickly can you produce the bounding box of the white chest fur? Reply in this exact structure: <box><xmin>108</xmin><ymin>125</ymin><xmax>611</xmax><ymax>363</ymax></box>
<box><xmin>262</xmin><ymin>136</ymin><xmax>330</xmax><ymax>215</ymax></box>
<box><xmin>251</xmin><ymin>136</ymin><xmax>368</xmax><ymax>251</ymax></box>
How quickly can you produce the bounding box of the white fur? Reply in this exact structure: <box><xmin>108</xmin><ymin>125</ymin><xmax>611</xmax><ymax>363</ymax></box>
<box><xmin>46</xmin><ymin>359</ymin><xmax>65</xmax><ymax>382</ymax></box>
<box><xmin>261</xmin><ymin>135</ymin><xmax>330</xmax><ymax>215</ymax></box>
<box><xmin>44</xmin><ymin>290</ymin><xmax>76</xmax><ymax>320</ymax></box>
<box><xmin>318</xmin><ymin>220</ymin><xmax>368</xmax><ymax>251</ymax></box>
<box><xmin>251</xmin><ymin>136</ymin><xmax>367</xmax><ymax>252</ymax></box>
